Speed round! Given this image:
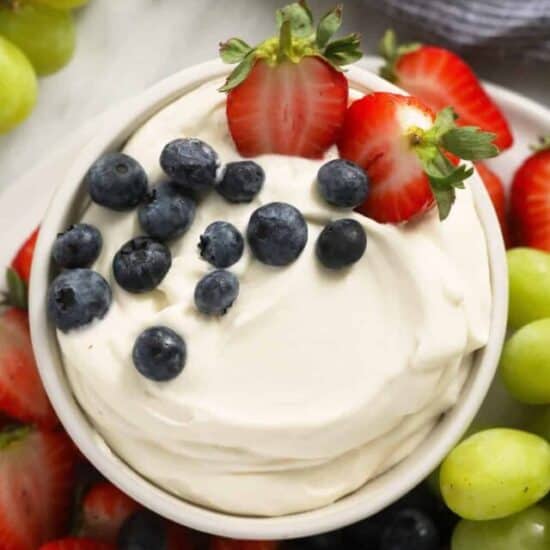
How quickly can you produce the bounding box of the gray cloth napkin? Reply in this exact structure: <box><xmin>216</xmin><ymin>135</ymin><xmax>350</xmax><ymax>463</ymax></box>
<box><xmin>367</xmin><ymin>0</ymin><xmax>550</xmax><ymax>62</ymax></box>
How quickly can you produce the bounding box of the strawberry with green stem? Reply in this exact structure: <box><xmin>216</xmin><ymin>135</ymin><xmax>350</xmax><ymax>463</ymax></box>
<box><xmin>219</xmin><ymin>1</ymin><xmax>362</xmax><ymax>158</ymax></box>
<box><xmin>378</xmin><ymin>30</ymin><xmax>513</xmax><ymax>151</ymax></box>
<box><xmin>338</xmin><ymin>93</ymin><xmax>499</xmax><ymax>223</ymax></box>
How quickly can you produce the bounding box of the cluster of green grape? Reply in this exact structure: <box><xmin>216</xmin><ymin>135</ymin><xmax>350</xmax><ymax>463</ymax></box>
<box><xmin>0</xmin><ymin>0</ymin><xmax>89</xmax><ymax>134</ymax></box>
<box><xmin>439</xmin><ymin>247</ymin><xmax>550</xmax><ymax>549</ymax></box>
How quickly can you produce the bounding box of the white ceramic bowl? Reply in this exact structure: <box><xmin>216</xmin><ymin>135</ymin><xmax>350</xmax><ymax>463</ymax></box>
<box><xmin>29</xmin><ymin>59</ymin><xmax>508</xmax><ymax>540</ymax></box>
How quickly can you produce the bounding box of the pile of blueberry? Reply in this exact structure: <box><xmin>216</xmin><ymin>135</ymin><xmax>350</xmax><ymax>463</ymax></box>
<box><xmin>47</xmin><ymin>137</ymin><xmax>370</xmax><ymax>384</ymax></box>
<box><xmin>285</xmin><ymin>481</ymin><xmax>456</xmax><ymax>550</ymax></box>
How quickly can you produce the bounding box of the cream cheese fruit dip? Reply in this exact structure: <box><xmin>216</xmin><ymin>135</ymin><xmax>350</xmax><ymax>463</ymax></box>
<box><xmin>50</xmin><ymin>78</ymin><xmax>491</xmax><ymax>516</ymax></box>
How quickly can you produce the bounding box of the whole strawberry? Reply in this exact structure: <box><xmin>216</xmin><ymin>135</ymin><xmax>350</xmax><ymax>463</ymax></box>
<box><xmin>510</xmin><ymin>137</ymin><xmax>550</xmax><ymax>251</ymax></box>
<box><xmin>378</xmin><ymin>30</ymin><xmax>513</xmax><ymax>151</ymax></box>
<box><xmin>219</xmin><ymin>2</ymin><xmax>362</xmax><ymax>158</ymax></box>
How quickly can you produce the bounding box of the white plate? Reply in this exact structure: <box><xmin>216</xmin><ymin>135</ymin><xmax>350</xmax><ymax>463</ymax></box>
<box><xmin>1</xmin><ymin>55</ymin><xmax>548</xmax><ymax>425</ymax></box>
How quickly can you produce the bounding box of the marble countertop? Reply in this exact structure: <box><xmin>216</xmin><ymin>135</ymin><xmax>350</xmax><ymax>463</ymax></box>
<box><xmin>1</xmin><ymin>0</ymin><xmax>548</xmax><ymax>189</ymax></box>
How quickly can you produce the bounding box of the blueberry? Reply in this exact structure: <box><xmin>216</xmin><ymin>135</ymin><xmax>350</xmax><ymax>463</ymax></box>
<box><xmin>52</xmin><ymin>223</ymin><xmax>102</xmax><ymax>269</ymax></box>
<box><xmin>132</xmin><ymin>326</ymin><xmax>186</xmax><ymax>382</ymax></box>
<box><xmin>342</xmin><ymin>510</ymin><xmax>391</xmax><ymax>548</ymax></box>
<box><xmin>118</xmin><ymin>510</ymin><xmax>167</xmax><ymax>550</ymax></box>
<box><xmin>288</xmin><ymin>531</ymin><xmax>344</xmax><ymax>549</ymax></box>
<box><xmin>194</xmin><ymin>269</ymin><xmax>239</xmax><ymax>315</ymax></box>
<box><xmin>317</xmin><ymin>159</ymin><xmax>369</xmax><ymax>208</ymax></box>
<box><xmin>217</xmin><ymin>161</ymin><xmax>265</xmax><ymax>203</ymax></box>
<box><xmin>247</xmin><ymin>202</ymin><xmax>308</xmax><ymax>266</ymax></box>
<box><xmin>198</xmin><ymin>221</ymin><xmax>244</xmax><ymax>268</ymax></box>
<box><xmin>343</xmin><ymin>484</ymin><xmax>448</xmax><ymax>549</ymax></box>
<box><xmin>316</xmin><ymin>219</ymin><xmax>366</xmax><ymax>269</ymax></box>
<box><xmin>47</xmin><ymin>269</ymin><xmax>111</xmax><ymax>332</ymax></box>
<box><xmin>138</xmin><ymin>181</ymin><xmax>196</xmax><ymax>241</ymax></box>
<box><xmin>380</xmin><ymin>509</ymin><xmax>439</xmax><ymax>550</ymax></box>
<box><xmin>113</xmin><ymin>237</ymin><xmax>171</xmax><ymax>293</ymax></box>
<box><xmin>160</xmin><ymin>138</ymin><xmax>218</xmax><ymax>192</ymax></box>
<box><xmin>86</xmin><ymin>152</ymin><xmax>148</xmax><ymax>211</ymax></box>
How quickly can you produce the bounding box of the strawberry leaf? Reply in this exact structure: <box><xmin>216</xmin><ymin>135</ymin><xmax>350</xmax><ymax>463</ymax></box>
<box><xmin>425</xmin><ymin>107</ymin><xmax>458</xmax><ymax>142</ymax></box>
<box><xmin>379</xmin><ymin>29</ymin><xmax>420</xmax><ymax>82</ymax></box>
<box><xmin>218</xmin><ymin>53</ymin><xmax>256</xmax><ymax>92</ymax></box>
<box><xmin>531</xmin><ymin>135</ymin><xmax>550</xmax><ymax>152</ymax></box>
<box><xmin>276</xmin><ymin>1</ymin><xmax>314</xmax><ymax>38</ymax></box>
<box><xmin>324</xmin><ymin>33</ymin><xmax>363</xmax><ymax>66</ymax></box>
<box><xmin>379</xmin><ymin>29</ymin><xmax>397</xmax><ymax>62</ymax></box>
<box><xmin>316</xmin><ymin>4</ymin><xmax>343</xmax><ymax>49</ymax></box>
<box><xmin>219</xmin><ymin>38</ymin><xmax>252</xmax><ymax>64</ymax></box>
<box><xmin>431</xmin><ymin>187</ymin><xmax>456</xmax><ymax>221</ymax></box>
<box><xmin>2</xmin><ymin>268</ymin><xmax>27</xmax><ymax>310</ymax></box>
<box><xmin>418</xmin><ymin>148</ymin><xmax>474</xmax><ymax>220</ymax></box>
<box><xmin>441</xmin><ymin>126</ymin><xmax>499</xmax><ymax>160</ymax></box>
<box><xmin>278</xmin><ymin>18</ymin><xmax>293</xmax><ymax>62</ymax></box>
<box><xmin>0</xmin><ymin>425</ymin><xmax>31</xmax><ymax>450</ymax></box>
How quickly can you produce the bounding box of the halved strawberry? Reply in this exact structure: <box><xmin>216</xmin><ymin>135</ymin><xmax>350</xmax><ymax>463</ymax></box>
<box><xmin>379</xmin><ymin>31</ymin><xmax>513</xmax><ymax>151</ymax></box>
<box><xmin>338</xmin><ymin>92</ymin><xmax>499</xmax><ymax>223</ymax></box>
<box><xmin>79</xmin><ymin>482</ymin><xmax>141</xmax><ymax>543</ymax></box>
<box><xmin>219</xmin><ymin>2</ymin><xmax>362</xmax><ymax>158</ymax></box>
<box><xmin>11</xmin><ymin>227</ymin><xmax>39</xmax><ymax>285</ymax></box>
<box><xmin>0</xmin><ymin>308</ymin><xmax>58</xmax><ymax>428</ymax></box>
<box><xmin>475</xmin><ymin>162</ymin><xmax>510</xmax><ymax>246</ymax></box>
<box><xmin>210</xmin><ymin>538</ymin><xmax>277</xmax><ymax>550</ymax></box>
<box><xmin>0</xmin><ymin>426</ymin><xmax>78</xmax><ymax>549</ymax></box>
<box><xmin>39</xmin><ymin>539</ymin><xmax>115</xmax><ymax>550</ymax></box>
<box><xmin>510</xmin><ymin>137</ymin><xmax>550</xmax><ymax>251</ymax></box>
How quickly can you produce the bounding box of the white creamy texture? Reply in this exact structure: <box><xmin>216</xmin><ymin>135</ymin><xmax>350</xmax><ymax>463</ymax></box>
<box><xmin>58</xmin><ymin>79</ymin><xmax>491</xmax><ymax>516</ymax></box>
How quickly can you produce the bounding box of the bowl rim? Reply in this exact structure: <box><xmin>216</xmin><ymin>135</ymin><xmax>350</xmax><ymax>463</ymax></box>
<box><xmin>29</xmin><ymin>58</ymin><xmax>508</xmax><ymax>540</ymax></box>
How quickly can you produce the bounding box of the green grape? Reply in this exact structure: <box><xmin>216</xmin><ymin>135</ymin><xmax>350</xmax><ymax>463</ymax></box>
<box><xmin>28</xmin><ymin>0</ymin><xmax>89</xmax><ymax>9</ymax></box>
<box><xmin>440</xmin><ymin>429</ymin><xmax>550</xmax><ymax>520</ymax></box>
<box><xmin>426</xmin><ymin>420</ymin><xmax>493</xmax><ymax>499</ymax></box>
<box><xmin>529</xmin><ymin>408</ymin><xmax>550</xmax><ymax>442</ymax></box>
<box><xmin>0</xmin><ymin>4</ymin><xmax>75</xmax><ymax>76</ymax></box>
<box><xmin>451</xmin><ymin>506</ymin><xmax>550</xmax><ymax>550</ymax></box>
<box><xmin>500</xmin><ymin>319</ymin><xmax>550</xmax><ymax>404</ymax></box>
<box><xmin>508</xmin><ymin>248</ymin><xmax>550</xmax><ymax>329</ymax></box>
<box><xmin>0</xmin><ymin>36</ymin><xmax>37</xmax><ymax>133</ymax></box>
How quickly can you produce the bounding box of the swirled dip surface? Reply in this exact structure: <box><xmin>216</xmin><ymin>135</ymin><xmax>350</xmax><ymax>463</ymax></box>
<box><xmin>57</xmin><ymin>78</ymin><xmax>491</xmax><ymax>516</ymax></box>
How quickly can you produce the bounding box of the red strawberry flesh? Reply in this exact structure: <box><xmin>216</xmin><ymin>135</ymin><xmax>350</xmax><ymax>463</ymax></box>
<box><xmin>226</xmin><ymin>57</ymin><xmax>348</xmax><ymax>158</ymax></box>
<box><xmin>475</xmin><ymin>162</ymin><xmax>510</xmax><ymax>246</ymax></box>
